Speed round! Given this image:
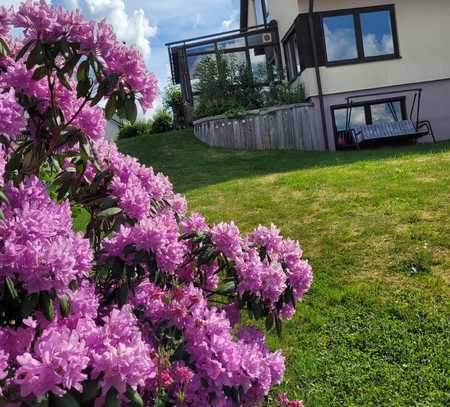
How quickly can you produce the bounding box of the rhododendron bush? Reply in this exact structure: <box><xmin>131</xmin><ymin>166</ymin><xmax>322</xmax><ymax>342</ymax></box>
<box><xmin>0</xmin><ymin>2</ymin><xmax>311</xmax><ymax>406</ymax></box>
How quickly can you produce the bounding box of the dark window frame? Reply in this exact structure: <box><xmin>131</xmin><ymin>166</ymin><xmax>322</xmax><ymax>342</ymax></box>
<box><xmin>320</xmin><ymin>4</ymin><xmax>400</xmax><ymax>67</ymax></box>
<box><xmin>331</xmin><ymin>96</ymin><xmax>407</xmax><ymax>148</ymax></box>
<box><xmin>282</xmin><ymin>27</ymin><xmax>303</xmax><ymax>83</ymax></box>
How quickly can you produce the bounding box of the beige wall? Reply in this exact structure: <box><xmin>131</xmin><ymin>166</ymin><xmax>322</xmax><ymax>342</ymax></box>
<box><xmin>296</xmin><ymin>0</ymin><xmax>450</xmax><ymax>97</ymax></box>
<box><xmin>266</xmin><ymin>0</ymin><xmax>299</xmax><ymax>39</ymax></box>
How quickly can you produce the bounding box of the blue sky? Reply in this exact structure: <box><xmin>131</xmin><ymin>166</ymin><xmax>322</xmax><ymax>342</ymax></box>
<box><xmin>1</xmin><ymin>0</ymin><xmax>241</xmax><ymax>116</ymax></box>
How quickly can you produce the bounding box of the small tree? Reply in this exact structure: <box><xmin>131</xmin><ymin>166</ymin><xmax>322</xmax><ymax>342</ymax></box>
<box><xmin>164</xmin><ymin>83</ymin><xmax>185</xmax><ymax>129</ymax></box>
<box><xmin>0</xmin><ymin>3</ymin><xmax>309</xmax><ymax>406</ymax></box>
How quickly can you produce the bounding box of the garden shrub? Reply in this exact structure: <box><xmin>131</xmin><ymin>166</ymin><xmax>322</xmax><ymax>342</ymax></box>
<box><xmin>0</xmin><ymin>3</ymin><xmax>310</xmax><ymax>406</ymax></box>
<box><xmin>151</xmin><ymin>109</ymin><xmax>173</xmax><ymax>134</ymax></box>
<box><xmin>164</xmin><ymin>84</ymin><xmax>186</xmax><ymax>129</ymax></box>
<box><xmin>118</xmin><ymin>120</ymin><xmax>152</xmax><ymax>140</ymax></box>
<box><xmin>265</xmin><ymin>81</ymin><xmax>306</xmax><ymax>107</ymax></box>
<box><xmin>193</xmin><ymin>52</ymin><xmax>264</xmax><ymax>119</ymax></box>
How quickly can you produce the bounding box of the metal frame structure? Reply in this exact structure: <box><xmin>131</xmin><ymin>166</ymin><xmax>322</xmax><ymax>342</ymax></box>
<box><xmin>343</xmin><ymin>89</ymin><xmax>436</xmax><ymax>147</ymax></box>
<box><xmin>166</xmin><ymin>22</ymin><xmax>283</xmax><ymax>105</ymax></box>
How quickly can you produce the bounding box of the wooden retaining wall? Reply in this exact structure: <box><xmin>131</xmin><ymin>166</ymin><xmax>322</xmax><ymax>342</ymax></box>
<box><xmin>193</xmin><ymin>103</ymin><xmax>321</xmax><ymax>151</ymax></box>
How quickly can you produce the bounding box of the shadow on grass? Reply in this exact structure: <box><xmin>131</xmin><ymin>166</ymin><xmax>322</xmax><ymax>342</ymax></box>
<box><xmin>118</xmin><ymin>129</ymin><xmax>450</xmax><ymax>193</ymax></box>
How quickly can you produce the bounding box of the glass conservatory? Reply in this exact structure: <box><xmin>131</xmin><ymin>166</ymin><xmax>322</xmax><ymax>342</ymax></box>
<box><xmin>166</xmin><ymin>22</ymin><xmax>282</xmax><ymax>105</ymax></box>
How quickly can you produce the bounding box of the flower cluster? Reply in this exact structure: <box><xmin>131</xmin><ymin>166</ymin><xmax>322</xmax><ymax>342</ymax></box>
<box><xmin>103</xmin><ymin>213</ymin><xmax>186</xmax><ymax>274</ymax></box>
<box><xmin>15</xmin><ymin>325</ymin><xmax>89</xmax><ymax>399</ymax></box>
<box><xmin>132</xmin><ymin>283</ymin><xmax>285</xmax><ymax>405</ymax></box>
<box><xmin>0</xmin><ymin>88</ymin><xmax>24</xmax><ymax>140</ymax></box>
<box><xmin>0</xmin><ymin>2</ymin><xmax>312</xmax><ymax>406</ymax></box>
<box><xmin>0</xmin><ymin>6</ymin><xmax>12</xmax><ymax>38</ymax></box>
<box><xmin>90</xmin><ymin>306</ymin><xmax>157</xmax><ymax>404</ymax></box>
<box><xmin>12</xmin><ymin>0</ymin><xmax>157</xmax><ymax>110</ymax></box>
<box><xmin>0</xmin><ymin>176</ymin><xmax>92</xmax><ymax>294</ymax></box>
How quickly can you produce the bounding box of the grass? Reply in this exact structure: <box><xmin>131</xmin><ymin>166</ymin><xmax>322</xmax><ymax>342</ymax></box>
<box><xmin>119</xmin><ymin>130</ymin><xmax>450</xmax><ymax>406</ymax></box>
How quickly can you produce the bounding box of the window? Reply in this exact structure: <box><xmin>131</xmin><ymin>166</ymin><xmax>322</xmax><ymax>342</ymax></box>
<box><xmin>254</xmin><ymin>0</ymin><xmax>265</xmax><ymax>25</ymax></box>
<box><xmin>283</xmin><ymin>32</ymin><xmax>301</xmax><ymax>81</ymax></box>
<box><xmin>321</xmin><ymin>6</ymin><xmax>399</xmax><ymax>65</ymax></box>
<box><xmin>332</xmin><ymin>98</ymin><xmax>406</xmax><ymax>148</ymax></box>
<box><xmin>360</xmin><ymin>10</ymin><xmax>394</xmax><ymax>57</ymax></box>
<box><xmin>323</xmin><ymin>14</ymin><xmax>358</xmax><ymax>62</ymax></box>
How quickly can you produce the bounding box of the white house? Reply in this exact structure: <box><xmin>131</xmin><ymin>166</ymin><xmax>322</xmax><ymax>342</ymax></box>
<box><xmin>167</xmin><ymin>0</ymin><xmax>450</xmax><ymax>150</ymax></box>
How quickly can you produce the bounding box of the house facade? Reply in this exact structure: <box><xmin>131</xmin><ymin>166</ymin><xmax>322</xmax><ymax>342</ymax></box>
<box><xmin>167</xmin><ymin>0</ymin><xmax>450</xmax><ymax>150</ymax></box>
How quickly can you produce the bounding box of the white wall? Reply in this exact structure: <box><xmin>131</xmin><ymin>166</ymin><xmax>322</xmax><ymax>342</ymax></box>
<box><xmin>297</xmin><ymin>0</ymin><xmax>450</xmax><ymax>98</ymax></box>
<box><xmin>266</xmin><ymin>0</ymin><xmax>299</xmax><ymax>39</ymax></box>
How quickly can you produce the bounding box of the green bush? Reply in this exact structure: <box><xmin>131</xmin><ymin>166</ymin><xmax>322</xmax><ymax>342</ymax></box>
<box><xmin>163</xmin><ymin>84</ymin><xmax>186</xmax><ymax>129</ymax></box>
<box><xmin>265</xmin><ymin>81</ymin><xmax>306</xmax><ymax>106</ymax></box>
<box><xmin>191</xmin><ymin>52</ymin><xmax>306</xmax><ymax>119</ymax></box>
<box><xmin>192</xmin><ymin>52</ymin><xmax>263</xmax><ymax>120</ymax></box>
<box><xmin>151</xmin><ymin>109</ymin><xmax>173</xmax><ymax>134</ymax></box>
<box><xmin>118</xmin><ymin>120</ymin><xmax>152</xmax><ymax>139</ymax></box>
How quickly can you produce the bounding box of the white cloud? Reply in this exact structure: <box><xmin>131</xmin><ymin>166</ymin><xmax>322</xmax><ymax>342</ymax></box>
<box><xmin>363</xmin><ymin>33</ymin><xmax>394</xmax><ymax>57</ymax></box>
<box><xmin>222</xmin><ymin>19</ymin><xmax>237</xmax><ymax>30</ymax></box>
<box><xmin>324</xmin><ymin>24</ymin><xmax>358</xmax><ymax>61</ymax></box>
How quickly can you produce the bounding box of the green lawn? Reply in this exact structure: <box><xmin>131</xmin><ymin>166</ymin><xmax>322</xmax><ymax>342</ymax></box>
<box><xmin>119</xmin><ymin>130</ymin><xmax>450</xmax><ymax>406</ymax></box>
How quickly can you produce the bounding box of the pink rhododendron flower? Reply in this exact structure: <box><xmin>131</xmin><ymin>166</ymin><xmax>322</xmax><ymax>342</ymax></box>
<box><xmin>0</xmin><ymin>88</ymin><xmax>24</xmax><ymax>139</ymax></box>
<box><xmin>15</xmin><ymin>325</ymin><xmax>89</xmax><ymax>399</ymax></box>
<box><xmin>0</xmin><ymin>177</ymin><xmax>93</xmax><ymax>294</ymax></box>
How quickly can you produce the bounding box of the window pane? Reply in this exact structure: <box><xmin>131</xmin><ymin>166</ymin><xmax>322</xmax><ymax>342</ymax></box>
<box><xmin>371</xmin><ymin>101</ymin><xmax>402</xmax><ymax>124</ymax></box>
<box><xmin>293</xmin><ymin>36</ymin><xmax>301</xmax><ymax>73</ymax></box>
<box><xmin>254</xmin><ymin>0</ymin><xmax>265</xmax><ymax>25</ymax></box>
<box><xmin>186</xmin><ymin>43</ymin><xmax>215</xmax><ymax>55</ymax></box>
<box><xmin>217</xmin><ymin>37</ymin><xmax>246</xmax><ymax>50</ymax></box>
<box><xmin>323</xmin><ymin>15</ymin><xmax>358</xmax><ymax>62</ymax></box>
<box><xmin>334</xmin><ymin>106</ymin><xmax>366</xmax><ymax>131</ymax></box>
<box><xmin>360</xmin><ymin>10</ymin><xmax>394</xmax><ymax>57</ymax></box>
<box><xmin>250</xmin><ymin>49</ymin><xmax>268</xmax><ymax>82</ymax></box>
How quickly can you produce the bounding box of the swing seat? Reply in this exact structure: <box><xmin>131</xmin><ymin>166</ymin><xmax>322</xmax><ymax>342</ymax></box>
<box><xmin>343</xmin><ymin>88</ymin><xmax>437</xmax><ymax>149</ymax></box>
<box><xmin>351</xmin><ymin>119</ymin><xmax>430</xmax><ymax>145</ymax></box>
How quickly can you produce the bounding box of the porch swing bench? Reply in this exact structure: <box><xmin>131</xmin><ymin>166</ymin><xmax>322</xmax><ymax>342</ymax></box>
<box><xmin>344</xmin><ymin>89</ymin><xmax>436</xmax><ymax>148</ymax></box>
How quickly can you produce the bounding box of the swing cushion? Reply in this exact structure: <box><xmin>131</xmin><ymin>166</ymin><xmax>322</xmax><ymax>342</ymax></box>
<box><xmin>352</xmin><ymin>120</ymin><xmax>428</xmax><ymax>143</ymax></box>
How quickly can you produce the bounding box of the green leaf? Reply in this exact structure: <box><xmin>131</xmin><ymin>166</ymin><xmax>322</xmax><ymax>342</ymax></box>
<box><xmin>63</xmin><ymin>53</ymin><xmax>82</xmax><ymax>76</ymax></box>
<box><xmin>21</xmin><ymin>293</ymin><xmax>40</xmax><ymax>318</ymax></box>
<box><xmin>118</xmin><ymin>283</ymin><xmax>129</xmax><ymax>306</ymax></box>
<box><xmin>32</xmin><ymin>394</ymin><xmax>49</xmax><ymax>406</ymax></box>
<box><xmin>81</xmin><ymin>379</ymin><xmax>101</xmax><ymax>403</ymax></box>
<box><xmin>59</xmin><ymin>295</ymin><xmax>71</xmax><ymax>317</ymax></box>
<box><xmin>16</xmin><ymin>40</ymin><xmax>35</xmax><ymax>61</ymax></box>
<box><xmin>52</xmin><ymin>393</ymin><xmax>81</xmax><ymax>407</ymax></box>
<box><xmin>104</xmin><ymin>94</ymin><xmax>117</xmax><ymax>120</ymax></box>
<box><xmin>125</xmin><ymin>98</ymin><xmax>138</xmax><ymax>124</ymax></box>
<box><xmin>0</xmin><ymin>190</ymin><xmax>9</xmax><ymax>205</ymax></box>
<box><xmin>76</xmin><ymin>79</ymin><xmax>91</xmax><ymax>98</ymax></box>
<box><xmin>40</xmin><ymin>292</ymin><xmax>55</xmax><ymax>322</ymax></box>
<box><xmin>32</xmin><ymin>66</ymin><xmax>48</xmax><ymax>81</ymax></box>
<box><xmin>5</xmin><ymin>277</ymin><xmax>18</xmax><ymax>301</ymax></box>
<box><xmin>0</xmin><ymin>209</ymin><xmax>4</xmax><ymax>221</ymax></box>
<box><xmin>26</xmin><ymin>43</ymin><xmax>44</xmax><ymax>70</ymax></box>
<box><xmin>57</xmin><ymin>71</ymin><xmax>72</xmax><ymax>90</ymax></box>
<box><xmin>0</xmin><ymin>37</ymin><xmax>10</xmax><ymax>57</ymax></box>
<box><xmin>80</xmin><ymin>142</ymin><xmax>90</xmax><ymax>162</ymax></box>
<box><xmin>76</xmin><ymin>59</ymin><xmax>89</xmax><ymax>82</ymax></box>
<box><xmin>216</xmin><ymin>281</ymin><xmax>236</xmax><ymax>296</ymax></box>
<box><xmin>126</xmin><ymin>385</ymin><xmax>144</xmax><ymax>407</ymax></box>
<box><xmin>265</xmin><ymin>313</ymin><xmax>274</xmax><ymax>331</ymax></box>
<box><xmin>105</xmin><ymin>388</ymin><xmax>119</xmax><ymax>407</ymax></box>
<box><xmin>98</xmin><ymin>207</ymin><xmax>122</xmax><ymax>218</ymax></box>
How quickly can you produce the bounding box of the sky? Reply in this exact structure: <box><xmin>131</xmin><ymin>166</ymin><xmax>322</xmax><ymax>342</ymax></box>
<box><xmin>1</xmin><ymin>0</ymin><xmax>241</xmax><ymax>118</ymax></box>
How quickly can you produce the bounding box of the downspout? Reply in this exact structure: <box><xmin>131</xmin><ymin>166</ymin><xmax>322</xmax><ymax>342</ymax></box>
<box><xmin>308</xmin><ymin>0</ymin><xmax>330</xmax><ymax>151</ymax></box>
